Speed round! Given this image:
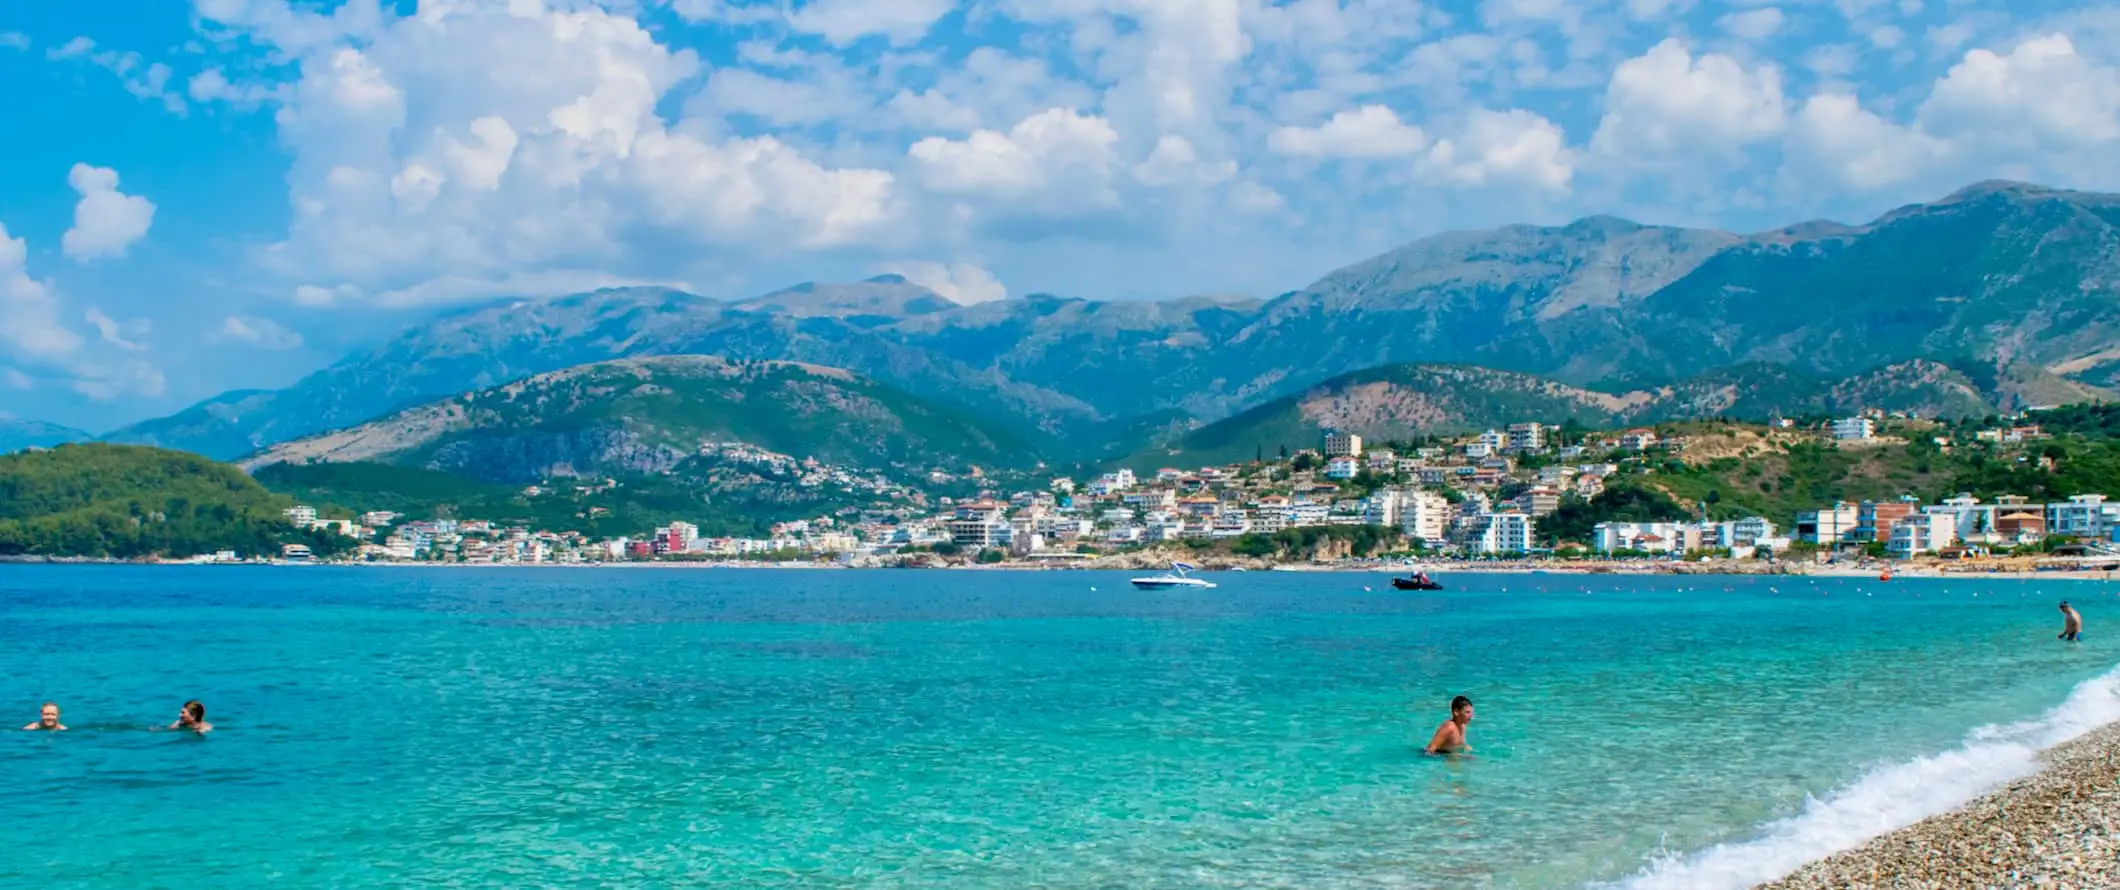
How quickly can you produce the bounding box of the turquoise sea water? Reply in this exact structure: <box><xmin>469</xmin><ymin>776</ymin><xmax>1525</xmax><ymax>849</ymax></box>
<box><xmin>5</xmin><ymin>566</ymin><xmax>2118</xmax><ymax>888</ymax></box>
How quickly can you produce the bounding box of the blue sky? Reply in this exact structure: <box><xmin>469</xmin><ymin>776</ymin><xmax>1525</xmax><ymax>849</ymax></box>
<box><xmin>3</xmin><ymin>0</ymin><xmax>2117</xmax><ymax>432</ymax></box>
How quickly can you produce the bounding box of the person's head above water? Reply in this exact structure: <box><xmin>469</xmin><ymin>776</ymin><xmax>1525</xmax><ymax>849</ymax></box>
<box><xmin>179</xmin><ymin>700</ymin><xmax>206</xmax><ymax>726</ymax></box>
<box><xmin>27</xmin><ymin>702</ymin><xmax>64</xmax><ymax>731</ymax></box>
<box><xmin>2061</xmin><ymin>601</ymin><xmax>2073</xmax><ymax>610</ymax></box>
<box><xmin>1450</xmin><ymin>695</ymin><xmax>1474</xmax><ymax>724</ymax></box>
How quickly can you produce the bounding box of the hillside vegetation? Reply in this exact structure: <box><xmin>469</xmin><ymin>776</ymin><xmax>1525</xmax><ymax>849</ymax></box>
<box><xmin>0</xmin><ymin>444</ymin><xmax>348</xmax><ymax>558</ymax></box>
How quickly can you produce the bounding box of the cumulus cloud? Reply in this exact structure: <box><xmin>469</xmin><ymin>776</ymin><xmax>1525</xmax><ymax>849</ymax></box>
<box><xmin>1268</xmin><ymin>105</ymin><xmax>1431</xmax><ymax>158</ymax></box>
<box><xmin>0</xmin><ymin>222</ymin><xmax>162</xmax><ymax>401</ymax></box>
<box><xmin>908</xmin><ymin>107</ymin><xmax>1121</xmax><ymax>205</ymax></box>
<box><xmin>215</xmin><ymin>315</ymin><xmax>305</xmax><ymax>350</ymax></box>
<box><xmin>189</xmin><ymin>0</ymin><xmax>901</xmax><ymax>306</ymax></box>
<box><xmin>1718</xmin><ymin>8</ymin><xmax>1787</xmax><ymax>41</ymax></box>
<box><xmin>1423</xmin><ymin>109</ymin><xmax>1576</xmax><ymax>192</ymax></box>
<box><xmin>62</xmin><ymin>164</ymin><xmax>156</xmax><ymax>262</ymax></box>
<box><xmin>882</xmin><ymin>261</ymin><xmax>1008</xmax><ymax>305</ymax></box>
<box><xmin>787</xmin><ymin>0</ymin><xmax>960</xmax><ymax>46</ymax></box>
<box><xmin>0</xmin><ymin>224</ymin><xmax>83</xmax><ymax>361</ymax></box>
<box><xmin>1592</xmin><ymin>39</ymin><xmax>1787</xmax><ymax>163</ymax></box>
<box><xmin>46</xmin><ymin>36</ymin><xmax>184</xmax><ymax>114</ymax></box>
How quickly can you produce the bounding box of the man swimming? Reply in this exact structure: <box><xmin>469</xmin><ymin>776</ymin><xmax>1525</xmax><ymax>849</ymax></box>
<box><xmin>1424</xmin><ymin>695</ymin><xmax>1474</xmax><ymax>755</ymax></box>
<box><xmin>22</xmin><ymin>703</ymin><xmax>65</xmax><ymax>731</ymax></box>
<box><xmin>170</xmin><ymin>700</ymin><xmax>213</xmax><ymax>734</ymax></box>
<box><xmin>2060</xmin><ymin>601</ymin><xmax>2084</xmax><ymax>642</ymax></box>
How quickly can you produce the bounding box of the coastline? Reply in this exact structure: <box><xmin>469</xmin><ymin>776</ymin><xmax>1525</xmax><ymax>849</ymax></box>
<box><xmin>10</xmin><ymin>552</ymin><xmax>2120</xmax><ymax>580</ymax></box>
<box><xmin>1754</xmin><ymin>720</ymin><xmax>2120</xmax><ymax>890</ymax></box>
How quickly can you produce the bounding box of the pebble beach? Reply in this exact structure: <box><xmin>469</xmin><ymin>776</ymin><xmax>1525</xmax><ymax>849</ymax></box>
<box><xmin>1757</xmin><ymin>723</ymin><xmax>2120</xmax><ymax>890</ymax></box>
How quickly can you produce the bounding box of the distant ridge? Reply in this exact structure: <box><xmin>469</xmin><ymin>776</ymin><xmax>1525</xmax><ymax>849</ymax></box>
<box><xmin>105</xmin><ymin>179</ymin><xmax>2120</xmax><ymax>462</ymax></box>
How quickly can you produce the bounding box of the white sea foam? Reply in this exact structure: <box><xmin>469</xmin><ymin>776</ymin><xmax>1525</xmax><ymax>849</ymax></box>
<box><xmin>1611</xmin><ymin>665</ymin><xmax>2120</xmax><ymax>890</ymax></box>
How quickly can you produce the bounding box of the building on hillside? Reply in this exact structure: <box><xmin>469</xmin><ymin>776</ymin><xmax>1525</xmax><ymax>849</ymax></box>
<box><xmin>1832</xmin><ymin>417</ymin><xmax>1876</xmax><ymax>441</ymax></box>
<box><xmin>1471</xmin><ymin>513</ymin><xmax>1535</xmax><ymax>555</ymax></box>
<box><xmin>1361</xmin><ymin>491</ymin><xmax>1400</xmax><ymax>527</ymax></box>
<box><xmin>1324</xmin><ymin>430</ymin><xmax>1364</xmax><ymax>458</ymax></box>
<box><xmin>1400</xmin><ymin>491</ymin><xmax>1450</xmax><ymax>545</ymax></box>
<box><xmin>285</xmin><ymin>505</ymin><xmax>318</xmax><ymax>526</ymax></box>
<box><xmin>2047</xmin><ymin>495</ymin><xmax>2118</xmax><ymax>539</ymax></box>
<box><xmin>1887</xmin><ymin>513</ymin><xmax>1958</xmax><ymax>557</ymax></box>
<box><xmin>1855</xmin><ymin>498</ymin><xmax>1920</xmax><ymax>544</ymax></box>
<box><xmin>1325</xmin><ymin>456</ymin><xmax>1360</xmax><ymax>480</ymax></box>
<box><xmin>949</xmin><ymin>502</ymin><xmax>1009</xmax><ymax>549</ymax></box>
<box><xmin>1514</xmin><ymin>487</ymin><xmax>1562</xmax><ymax>517</ymax></box>
<box><xmin>1507</xmin><ymin>422</ymin><xmax>1546</xmax><ymax>453</ymax></box>
<box><xmin>1795</xmin><ymin>503</ymin><xmax>1860</xmax><ymax>546</ymax></box>
<box><xmin>1619</xmin><ymin>430</ymin><xmax>1659</xmax><ymax>451</ymax></box>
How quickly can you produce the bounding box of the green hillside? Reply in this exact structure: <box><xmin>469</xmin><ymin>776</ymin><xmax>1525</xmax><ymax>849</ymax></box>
<box><xmin>255</xmin><ymin>460</ymin><xmax>887</xmax><ymax>538</ymax></box>
<box><xmin>1128</xmin><ymin>364</ymin><xmax>1632</xmax><ymax>469</ymax></box>
<box><xmin>0</xmin><ymin>444</ymin><xmax>349</xmax><ymax>559</ymax></box>
<box><xmin>246</xmin><ymin>356</ymin><xmax>1042</xmax><ymax>484</ymax></box>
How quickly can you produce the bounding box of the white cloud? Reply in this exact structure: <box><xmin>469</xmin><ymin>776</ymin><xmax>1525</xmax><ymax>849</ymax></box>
<box><xmin>0</xmin><ymin>224</ymin><xmax>83</xmax><ymax>361</ymax></box>
<box><xmin>83</xmin><ymin>308</ymin><xmax>148</xmax><ymax>352</ymax></box>
<box><xmin>1919</xmin><ymin>34</ymin><xmax>2120</xmax><ymax>153</ymax></box>
<box><xmin>909</xmin><ymin>107</ymin><xmax>1120</xmax><ymax>201</ymax></box>
<box><xmin>1718</xmin><ymin>8</ymin><xmax>1787</xmax><ymax>41</ymax></box>
<box><xmin>62</xmin><ymin>164</ymin><xmax>156</xmax><ymax>262</ymax></box>
<box><xmin>1591</xmin><ymin>39</ymin><xmax>1787</xmax><ymax>163</ymax></box>
<box><xmin>882</xmin><ymin>261</ymin><xmax>1008</xmax><ymax>305</ymax></box>
<box><xmin>45</xmin><ymin>36</ymin><xmax>184</xmax><ymax>114</ymax></box>
<box><xmin>1423</xmin><ymin>108</ymin><xmax>1575</xmax><ymax>192</ymax></box>
<box><xmin>0</xmin><ymin>31</ymin><xmax>28</xmax><ymax>50</ymax></box>
<box><xmin>1268</xmin><ymin>105</ymin><xmax>1430</xmax><ymax>159</ymax></box>
<box><xmin>188</xmin><ymin>68</ymin><xmax>286</xmax><ymax>106</ymax></box>
<box><xmin>194</xmin><ymin>0</ymin><xmax>902</xmax><ymax>305</ymax></box>
<box><xmin>1133</xmin><ymin>135</ymin><xmax>1235</xmax><ymax>187</ymax></box>
<box><xmin>787</xmin><ymin>0</ymin><xmax>959</xmax><ymax>46</ymax></box>
<box><xmin>1784</xmin><ymin>93</ymin><xmax>1942</xmax><ymax>190</ymax></box>
<box><xmin>0</xmin><ymin>223</ymin><xmax>161</xmax><ymax>401</ymax></box>
<box><xmin>215</xmin><ymin>315</ymin><xmax>305</xmax><ymax>350</ymax></box>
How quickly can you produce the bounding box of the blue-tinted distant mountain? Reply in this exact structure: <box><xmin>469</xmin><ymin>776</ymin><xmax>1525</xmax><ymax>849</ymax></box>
<box><xmin>0</xmin><ymin>419</ymin><xmax>91</xmax><ymax>453</ymax></box>
<box><xmin>108</xmin><ymin>181</ymin><xmax>2120</xmax><ymax>461</ymax></box>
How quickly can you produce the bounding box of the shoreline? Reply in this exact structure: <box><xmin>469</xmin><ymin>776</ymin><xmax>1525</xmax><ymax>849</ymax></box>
<box><xmin>12</xmin><ymin>550</ymin><xmax>2120</xmax><ymax>580</ymax></box>
<box><xmin>9</xmin><ymin>554</ymin><xmax>2120</xmax><ymax>580</ymax></box>
<box><xmin>1754</xmin><ymin>720</ymin><xmax>2120</xmax><ymax>890</ymax></box>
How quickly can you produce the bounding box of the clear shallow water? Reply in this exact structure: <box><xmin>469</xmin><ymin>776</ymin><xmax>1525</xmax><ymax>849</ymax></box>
<box><xmin>4</xmin><ymin>567</ymin><xmax>2117</xmax><ymax>888</ymax></box>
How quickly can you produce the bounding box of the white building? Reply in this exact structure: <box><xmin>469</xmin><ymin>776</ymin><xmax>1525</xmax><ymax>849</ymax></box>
<box><xmin>1832</xmin><ymin>417</ymin><xmax>1876</xmax><ymax>441</ymax></box>
<box><xmin>1090</xmin><ymin>469</ymin><xmax>1137</xmax><ymax>495</ymax></box>
<box><xmin>1619</xmin><ymin>430</ymin><xmax>1659</xmax><ymax>451</ymax></box>
<box><xmin>1888</xmin><ymin>513</ymin><xmax>1958</xmax><ymax>557</ymax></box>
<box><xmin>948</xmin><ymin>503</ymin><xmax>1009</xmax><ymax>549</ymax></box>
<box><xmin>1400</xmin><ymin>491</ymin><xmax>1450</xmax><ymax>545</ymax></box>
<box><xmin>1324</xmin><ymin>431</ymin><xmax>1364</xmax><ymax>458</ymax></box>
<box><xmin>1325</xmin><ymin>456</ymin><xmax>1360</xmax><ymax>480</ymax></box>
<box><xmin>2047</xmin><ymin>495</ymin><xmax>2118</xmax><ymax>539</ymax></box>
<box><xmin>1361</xmin><ymin>491</ymin><xmax>1400</xmax><ymax>527</ymax></box>
<box><xmin>1796</xmin><ymin>503</ymin><xmax>1860</xmax><ymax>546</ymax></box>
<box><xmin>284</xmin><ymin>505</ymin><xmax>318</xmax><ymax>526</ymax></box>
<box><xmin>1472</xmin><ymin>513</ymin><xmax>1535</xmax><ymax>555</ymax></box>
<box><xmin>1507</xmin><ymin>422</ymin><xmax>1546</xmax><ymax>453</ymax></box>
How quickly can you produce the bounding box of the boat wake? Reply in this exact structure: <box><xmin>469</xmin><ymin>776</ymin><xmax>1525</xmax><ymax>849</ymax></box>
<box><xmin>1611</xmin><ymin>664</ymin><xmax>2120</xmax><ymax>890</ymax></box>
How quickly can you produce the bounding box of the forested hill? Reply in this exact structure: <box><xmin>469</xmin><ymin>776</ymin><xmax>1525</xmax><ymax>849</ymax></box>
<box><xmin>0</xmin><ymin>444</ymin><xmax>350</xmax><ymax>559</ymax></box>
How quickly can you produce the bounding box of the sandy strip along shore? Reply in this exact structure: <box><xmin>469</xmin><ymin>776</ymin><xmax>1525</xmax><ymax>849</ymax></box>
<box><xmin>1755</xmin><ymin>723</ymin><xmax>2120</xmax><ymax>890</ymax></box>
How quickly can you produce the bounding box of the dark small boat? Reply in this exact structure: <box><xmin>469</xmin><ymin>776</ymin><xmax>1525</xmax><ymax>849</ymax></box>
<box><xmin>1392</xmin><ymin>577</ymin><xmax>1443</xmax><ymax>591</ymax></box>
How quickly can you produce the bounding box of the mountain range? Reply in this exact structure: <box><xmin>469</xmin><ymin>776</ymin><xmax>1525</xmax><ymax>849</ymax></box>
<box><xmin>1125</xmin><ymin>359</ymin><xmax>2053</xmax><ymax>470</ymax></box>
<box><xmin>97</xmin><ymin>180</ymin><xmax>2120</xmax><ymax>463</ymax></box>
<box><xmin>0</xmin><ymin>419</ymin><xmax>91</xmax><ymax>454</ymax></box>
<box><xmin>242</xmin><ymin>356</ymin><xmax>1037</xmax><ymax>482</ymax></box>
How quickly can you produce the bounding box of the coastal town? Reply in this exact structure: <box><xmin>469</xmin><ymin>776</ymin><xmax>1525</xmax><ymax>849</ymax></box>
<box><xmin>251</xmin><ymin>411</ymin><xmax>2120</xmax><ymax>570</ymax></box>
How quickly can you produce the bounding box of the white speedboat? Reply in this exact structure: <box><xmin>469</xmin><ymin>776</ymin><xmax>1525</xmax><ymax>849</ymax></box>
<box><xmin>1131</xmin><ymin>562</ymin><xmax>1217</xmax><ymax>590</ymax></box>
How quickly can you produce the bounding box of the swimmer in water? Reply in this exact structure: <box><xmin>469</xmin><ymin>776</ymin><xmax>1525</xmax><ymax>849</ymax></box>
<box><xmin>1424</xmin><ymin>695</ymin><xmax>1474</xmax><ymax>755</ymax></box>
<box><xmin>2060</xmin><ymin>601</ymin><xmax>2084</xmax><ymax>642</ymax></box>
<box><xmin>22</xmin><ymin>702</ymin><xmax>65</xmax><ymax>731</ymax></box>
<box><xmin>169</xmin><ymin>700</ymin><xmax>213</xmax><ymax>734</ymax></box>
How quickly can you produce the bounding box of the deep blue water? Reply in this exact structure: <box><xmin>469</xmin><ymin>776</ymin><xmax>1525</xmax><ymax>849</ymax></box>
<box><xmin>4</xmin><ymin>566</ymin><xmax>2117</xmax><ymax>887</ymax></box>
